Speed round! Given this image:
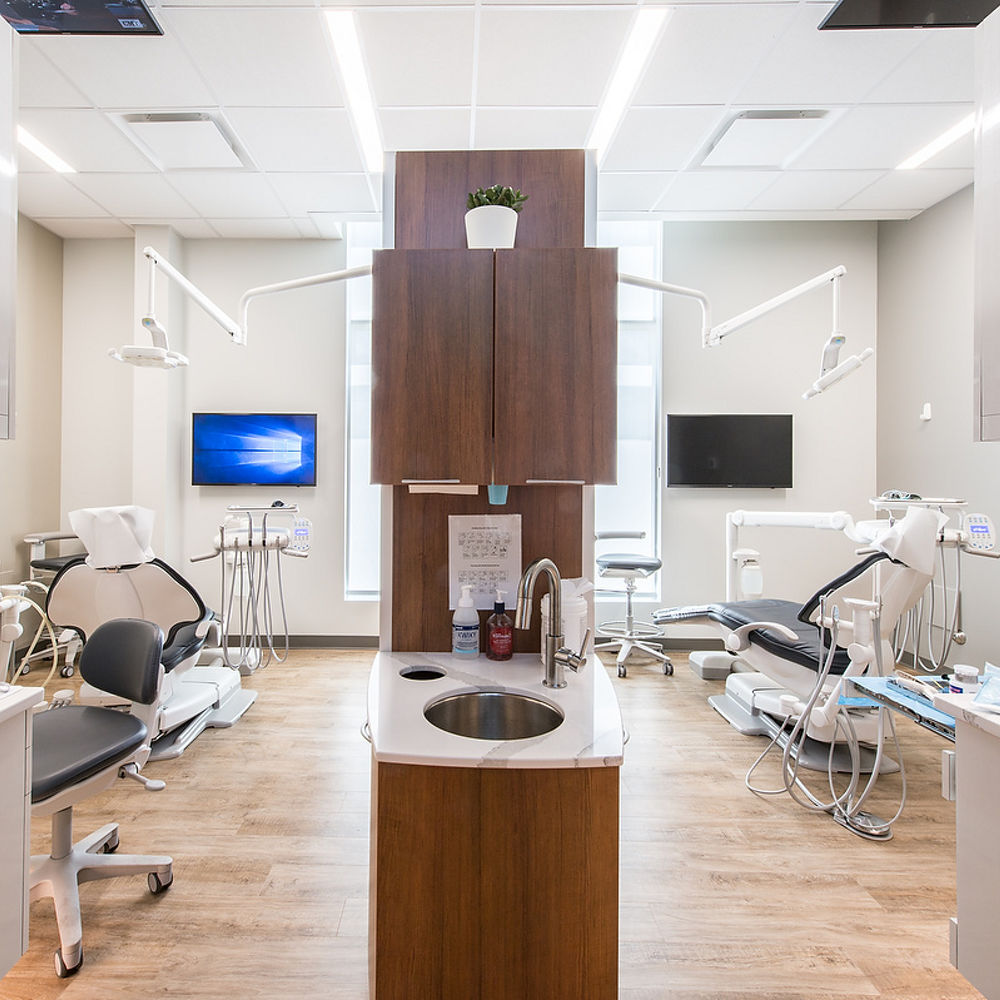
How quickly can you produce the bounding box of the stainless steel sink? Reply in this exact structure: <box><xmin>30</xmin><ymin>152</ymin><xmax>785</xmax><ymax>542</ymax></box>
<box><xmin>423</xmin><ymin>690</ymin><xmax>564</xmax><ymax>741</ymax></box>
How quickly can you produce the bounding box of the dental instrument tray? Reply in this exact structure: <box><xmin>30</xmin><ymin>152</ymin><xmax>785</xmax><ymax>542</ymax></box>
<box><xmin>849</xmin><ymin>676</ymin><xmax>956</xmax><ymax>742</ymax></box>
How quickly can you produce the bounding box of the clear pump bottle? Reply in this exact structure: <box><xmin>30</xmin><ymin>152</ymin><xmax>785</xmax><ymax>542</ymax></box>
<box><xmin>452</xmin><ymin>584</ymin><xmax>480</xmax><ymax>658</ymax></box>
<box><xmin>486</xmin><ymin>589</ymin><xmax>513</xmax><ymax>661</ymax></box>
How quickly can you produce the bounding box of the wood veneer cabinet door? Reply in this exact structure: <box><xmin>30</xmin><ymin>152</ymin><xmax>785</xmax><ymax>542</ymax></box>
<box><xmin>371</xmin><ymin>249</ymin><xmax>494</xmax><ymax>484</ymax></box>
<box><xmin>494</xmin><ymin>248</ymin><xmax>618</xmax><ymax>485</ymax></box>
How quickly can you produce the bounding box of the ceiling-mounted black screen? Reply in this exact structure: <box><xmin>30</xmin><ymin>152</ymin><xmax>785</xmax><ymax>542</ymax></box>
<box><xmin>819</xmin><ymin>0</ymin><xmax>1000</xmax><ymax>28</ymax></box>
<box><xmin>667</xmin><ymin>414</ymin><xmax>793</xmax><ymax>489</ymax></box>
<box><xmin>1</xmin><ymin>0</ymin><xmax>161</xmax><ymax>34</ymax></box>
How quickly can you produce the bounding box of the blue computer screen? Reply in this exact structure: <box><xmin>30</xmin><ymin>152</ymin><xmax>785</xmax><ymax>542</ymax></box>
<box><xmin>192</xmin><ymin>413</ymin><xmax>317</xmax><ymax>487</ymax></box>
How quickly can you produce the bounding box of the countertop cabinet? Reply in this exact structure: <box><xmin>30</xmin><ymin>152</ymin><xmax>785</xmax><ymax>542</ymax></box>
<box><xmin>371</xmin><ymin>247</ymin><xmax>617</xmax><ymax>486</ymax></box>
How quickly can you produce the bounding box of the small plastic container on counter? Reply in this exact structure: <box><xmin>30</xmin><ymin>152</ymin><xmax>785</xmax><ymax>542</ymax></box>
<box><xmin>950</xmin><ymin>663</ymin><xmax>981</xmax><ymax>695</ymax></box>
<box><xmin>539</xmin><ymin>577</ymin><xmax>593</xmax><ymax>662</ymax></box>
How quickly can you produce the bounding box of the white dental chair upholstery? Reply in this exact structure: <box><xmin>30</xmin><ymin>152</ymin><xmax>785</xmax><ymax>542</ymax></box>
<box><xmin>595</xmin><ymin>531</ymin><xmax>673</xmax><ymax>678</ymax></box>
<box><xmin>31</xmin><ymin>618</ymin><xmax>174</xmax><ymax>978</ymax></box>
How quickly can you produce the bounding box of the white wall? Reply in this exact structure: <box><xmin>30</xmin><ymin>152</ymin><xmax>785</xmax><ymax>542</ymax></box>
<box><xmin>878</xmin><ymin>185</ymin><xmax>1000</xmax><ymax>668</ymax></box>
<box><xmin>0</xmin><ymin>217</ymin><xmax>63</xmax><ymax>583</ymax></box>
<box><xmin>59</xmin><ymin>235</ymin><xmax>378</xmax><ymax>639</ymax></box>
<box><xmin>652</xmin><ymin>221</ymin><xmax>879</xmax><ymax>631</ymax></box>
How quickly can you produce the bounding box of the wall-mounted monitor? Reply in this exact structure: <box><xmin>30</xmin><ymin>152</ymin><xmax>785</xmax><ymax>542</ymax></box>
<box><xmin>192</xmin><ymin>413</ymin><xmax>317</xmax><ymax>488</ymax></box>
<box><xmin>666</xmin><ymin>414</ymin><xmax>793</xmax><ymax>489</ymax></box>
<box><xmin>1</xmin><ymin>0</ymin><xmax>161</xmax><ymax>33</ymax></box>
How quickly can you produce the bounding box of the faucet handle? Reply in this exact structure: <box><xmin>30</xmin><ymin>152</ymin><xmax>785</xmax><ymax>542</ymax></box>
<box><xmin>556</xmin><ymin>628</ymin><xmax>590</xmax><ymax>673</ymax></box>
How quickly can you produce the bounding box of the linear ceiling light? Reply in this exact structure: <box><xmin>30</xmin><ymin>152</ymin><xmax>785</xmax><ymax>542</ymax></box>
<box><xmin>325</xmin><ymin>10</ymin><xmax>383</xmax><ymax>174</ymax></box>
<box><xmin>588</xmin><ymin>6</ymin><xmax>670</xmax><ymax>164</ymax></box>
<box><xmin>897</xmin><ymin>112</ymin><xmax>974</xmax><ymax>170</ymax></box>
<box><xmin>17</xmin><ymin>125</ymin><xmax>75</xmax><ymax>173</ymax></box>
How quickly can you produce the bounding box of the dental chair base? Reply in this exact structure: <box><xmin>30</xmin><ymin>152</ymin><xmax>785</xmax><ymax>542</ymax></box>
<box><xmin>688</xmin><ymin>649</ymin><xmax>738</xmax><ymax>680</ymax></box>
<box><xmin>710</xmin><ymin>670</ymin><xmax>898</xmax><ymax>775</ymax></box>
<box><xmin>79</xmin><ymin>663</ymin><xmax>257</xmax><ymax>762</ymax></box>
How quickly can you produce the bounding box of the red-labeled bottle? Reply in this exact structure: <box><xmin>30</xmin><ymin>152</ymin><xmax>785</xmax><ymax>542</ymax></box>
<box><xmin>486</xmin><ymin>589</ymin><xmax>513</xmax><ymax>661</ymax></box>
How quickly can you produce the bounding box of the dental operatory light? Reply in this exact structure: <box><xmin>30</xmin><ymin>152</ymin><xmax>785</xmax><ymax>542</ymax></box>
<box><xmin>619</xmin><ymin>264</ymin><xmax>873</xmax><ymax>400</ymax></box>
<box><xmin>588</xmin><ymin>6</ymin><xmax>671</xmax><ymax>163</ymax></box>
<box><xmin>109</xmin><ymin>246</ymin><xmax>243</xmax><ymax>371</ymax></box>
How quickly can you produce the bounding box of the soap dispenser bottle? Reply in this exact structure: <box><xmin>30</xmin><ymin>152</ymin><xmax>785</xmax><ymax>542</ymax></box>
<box><xmin>486</xmin><ymin>589</ymin><xmax>513</xmax><ymax>661</ymax></box>
<box><xmin>452</xmin><ymin>584</ymin><xmax>480</xmax><ymax>658</ymax></box>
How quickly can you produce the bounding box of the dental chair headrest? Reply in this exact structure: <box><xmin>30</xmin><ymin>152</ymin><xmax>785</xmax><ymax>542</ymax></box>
<box><xmin>869</xmin><ymin>506</ymin><xmax>947</xmax><ymax>577</ymax></box>
<box><xmin>68</xmin><ymin>505</ymin><xmax>156</xmax><ymax>569</ymax></box>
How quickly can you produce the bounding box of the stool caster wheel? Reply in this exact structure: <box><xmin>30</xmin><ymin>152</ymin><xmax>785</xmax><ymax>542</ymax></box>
<box><xmin>55</xmin><ymin>947</ymin><xmax>83</xmax><ymax>978</ymax></box>
<box><xmin>663</xmin><ymin>660</ymin><xmax>674</xmax><ymax>676</ymax></box>
<box><xmin>617</xmin><ymin>664</ymin><xmax>627</xmax><ymax>678</ymax></box>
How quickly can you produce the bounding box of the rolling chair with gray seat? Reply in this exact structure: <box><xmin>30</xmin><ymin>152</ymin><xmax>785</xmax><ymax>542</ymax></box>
<box><xmin>31</xmin><ymin>618</ymin><xmax>174</xmax><ymax>978</ymax></box>
<box><xmin>595</xmin><ymin>531</ymin><xmax>673</xmax><ymax>677</ymax></box>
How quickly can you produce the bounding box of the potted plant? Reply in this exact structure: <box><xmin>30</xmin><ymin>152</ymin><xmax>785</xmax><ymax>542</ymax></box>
<box><xmin>465</xmin><ymin>185</ymin><xmax>528</xmax><ymax>249</ymax></box>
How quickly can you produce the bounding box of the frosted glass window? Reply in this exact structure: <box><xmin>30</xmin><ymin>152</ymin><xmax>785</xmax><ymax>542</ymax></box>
<box><xmin>594</xmin><ymin>221</ymin><xmax>662</xmax><ymax>601</ymax></box>
<box><xmin>345</xmin><ymin>222</ymin><xmax>382</xmax><ymax>599</ymax></box>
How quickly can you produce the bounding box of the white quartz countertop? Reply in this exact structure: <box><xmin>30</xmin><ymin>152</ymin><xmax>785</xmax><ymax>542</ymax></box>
<box><xmin>934</xmin><ymin>691</ymin><xmax>1000</xmax><ymax>739</ymax></box>
<box><xmin>367</xmin><ymin>651</ymin><xmax>624</xmax><ymax>769</ymax></box>
<box><xmin>0</xmin><ymin>684</ymin><xmax>44</xmax><ymax>725</ymax></box>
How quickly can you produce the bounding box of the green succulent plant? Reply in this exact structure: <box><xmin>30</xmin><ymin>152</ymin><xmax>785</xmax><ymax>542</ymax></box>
<box><xmin>466</xmin><ymin>185</ymin><xmax>529</xmax><ymax>213</ymax></box>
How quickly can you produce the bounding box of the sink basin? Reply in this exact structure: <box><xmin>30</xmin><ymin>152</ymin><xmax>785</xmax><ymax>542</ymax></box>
<box><xmin>423</xmin><ymin>690</ymin><xmax>564</xmax><ymax>741</ymax></box>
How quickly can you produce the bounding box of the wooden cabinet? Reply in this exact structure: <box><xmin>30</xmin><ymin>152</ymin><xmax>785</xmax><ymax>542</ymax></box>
<box><xmin>372</xmin><ymin>247</ymin><xmax>617</xmax><ymax>486</ymax></box>
<box><xmin>369</xmin><ymin>760</ymin><xmax>619</xmax><ymax>1000</ymax></box>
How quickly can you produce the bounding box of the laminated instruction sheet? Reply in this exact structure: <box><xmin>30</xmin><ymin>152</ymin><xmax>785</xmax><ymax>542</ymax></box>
<box><xmin>448</xmin><ymin>514</ymin><xmax>522</xmax><ymax>611</ymax></box>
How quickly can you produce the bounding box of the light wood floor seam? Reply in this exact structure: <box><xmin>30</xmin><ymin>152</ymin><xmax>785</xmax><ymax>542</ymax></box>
<box><xmin>0</xmin><ymin>649</ymin><xmax>982</xmax><ymax>1000</ymax></box>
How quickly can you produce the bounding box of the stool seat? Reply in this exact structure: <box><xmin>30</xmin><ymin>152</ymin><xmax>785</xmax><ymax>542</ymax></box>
<box><xmin>596</xmin><ymin>553</ymin><xmax>662</xmax><ymax>576</ymax></box>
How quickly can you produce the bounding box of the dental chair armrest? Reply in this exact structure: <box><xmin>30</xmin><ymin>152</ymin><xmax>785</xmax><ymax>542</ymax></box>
<box><xmin>23</xmin><ymin>531</ymin><xmax>79</xmax><ymax>544</ymax></box>
<box><xmin>725</xmin><ymin>620</ymin><xmax>799</xmax><ymax>653</ymax></box>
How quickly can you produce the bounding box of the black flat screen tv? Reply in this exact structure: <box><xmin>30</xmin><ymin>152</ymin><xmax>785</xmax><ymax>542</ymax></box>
<box><xmin>666</xmin><ymin>414</ymin><xmax>793</xmax><ymax>489</ymax></box>
<box><xmin>1</xmin><ymin>0</ymin><xmax>161</xmax><ymax>33</ymax></box>
<box><xmin>192</xmin><ymin>413</ymin><xmax>317</xmax><ymax>488</ymax></box>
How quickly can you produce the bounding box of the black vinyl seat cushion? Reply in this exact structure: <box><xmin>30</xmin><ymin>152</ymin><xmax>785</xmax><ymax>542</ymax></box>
<box><xmin>30</xmin><ymin>554</ymin><xmax>79</xmax><ymax>574</ymax></box>
<box><xmin>705</xmin><ymin>599</ymin><xmax>852</xmax><ymax>675</ymax></box>
<box><xmin>161</xmin><ymin>614</ymin><xmax>212</xmax><ymax>672</ymax></box>
<box><xmin>32</xmin><ymin>706</ymin><xmax>147</xmax><ymax>804</ymax></box>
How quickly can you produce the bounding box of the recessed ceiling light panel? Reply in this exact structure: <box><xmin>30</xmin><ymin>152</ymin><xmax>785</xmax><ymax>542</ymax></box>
<box><xmin>699</xmin><ymin>110</ymin><xmax>831</xmax><ymax>170</ymax></box>
<box><xmin>115</xmin><ymin>113</ymin><xmax>254</xmax><ymax>171</ymax></box>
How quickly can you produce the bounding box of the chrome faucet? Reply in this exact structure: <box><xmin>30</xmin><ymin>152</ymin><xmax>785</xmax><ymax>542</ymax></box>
<box><xmin>514</xmin><ymin>557</ymin><xmax>589</xmax><ymax>689</ymax></box>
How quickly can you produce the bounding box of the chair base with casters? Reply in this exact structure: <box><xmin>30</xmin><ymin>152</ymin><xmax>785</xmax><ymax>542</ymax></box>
<box><xmin>30</xmin><ymin>619</ymin><xmax>174</xmax><ymax>978</ymax></box>
<box><xmin>596</xmin><ymin>553</ymin><xmax>673</xmax><ymax>678</ymax></box>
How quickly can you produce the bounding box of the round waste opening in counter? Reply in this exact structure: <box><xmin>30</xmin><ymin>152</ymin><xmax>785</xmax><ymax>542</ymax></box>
<box><xmin>399</xmin><ymin>665</ymin><xmax>447</xmax><ymax>681</ymax></box>
<box><xmin>424</xmin><ymin>690</ymin><xmax>564</xmax><ymax>740</ymax></box>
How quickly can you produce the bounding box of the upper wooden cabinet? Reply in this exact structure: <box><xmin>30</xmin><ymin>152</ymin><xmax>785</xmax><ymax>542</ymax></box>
<box><xmin>371</xmin><ymin>247</ymin><xmax>617</xmax><ymax>486</ymax></box>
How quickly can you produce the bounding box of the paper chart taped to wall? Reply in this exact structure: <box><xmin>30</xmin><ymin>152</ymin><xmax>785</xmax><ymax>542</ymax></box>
<box><xmin>448</xmin><ymin>514</ymin><xmax>522</xmax><ymax>611</ymax></box>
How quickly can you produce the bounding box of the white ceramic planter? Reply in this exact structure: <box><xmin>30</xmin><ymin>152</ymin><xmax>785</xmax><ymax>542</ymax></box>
<box><xmin>465</xmin><ymin>205</ymin><xmax>518</xmax><ymax>249</ymax></box>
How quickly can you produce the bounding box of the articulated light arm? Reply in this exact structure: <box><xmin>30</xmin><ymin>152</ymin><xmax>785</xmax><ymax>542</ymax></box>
<box><xmin>238</xmin><ymin>263</ymin><xmax>373</xmax><ymax>342</ymax></box>
<box><xmin>619</xmin><ymin>272</ymin><xmax>712</xmax><ymax>346</ymax></box>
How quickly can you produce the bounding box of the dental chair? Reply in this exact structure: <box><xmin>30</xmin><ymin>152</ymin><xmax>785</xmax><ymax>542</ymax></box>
<box><xmin>595</xmin><ymin>531</ymin><xmax>672</xmax><ymax>677</ymax></box>
<box><xmin>653</xmin><ymin>506</ymin><xmax>944</xmax><ymax>838</ymax></box>
<box><xmin>31</xmin><ymin>618</ymin><xmax>174</xmax><ymax>978</ymax></box>
<box><xmin>44</xmin><ymin>506</ymin><xmax>256</xmax><ymax>761</ymax></box>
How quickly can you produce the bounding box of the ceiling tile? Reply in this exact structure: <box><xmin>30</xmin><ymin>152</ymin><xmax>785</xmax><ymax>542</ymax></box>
<box><xmin>474</xmin><ymin>108</ymin><xmax>593</xmax><ymax>149</ymax></box>
<box><xmin>267</xmin><ymin>172</ymin><xmax>377</xmax><ymax>215</ymax></box>
<box><xmin>17</xmin><ymin>108</ymin><xmax>156</xmax><ymax>173</ymax></box>
<box><xmin>655</xmin><ymin>171</ymin><xmax>783</xmax><ymax>212</ymax></box>
<box><xmin>840</xmin><ymin>168</ymin><xmax>973</xmax><ymax>211</ymax></box>
<box><xmin>477</xmin><ymin>8</ymin><xmax>631</xmax><ymax>107</ymax></box>
<box><xmin>747</xmin><ymin>169</ymin><xmax>885</xmax><ymax>210</ymax></box>
<box><xmin>165</xmin><ymin>172</ymin><xmax>288</xmax><ymax>218</ymax></box>
<box><xmin>206</xmin><ymin>218</ymin><xmax>304</xmax><ymax>238</ymax></box>
<box><xmin>164</xmin><ymin>9</ymin><xmax>343</xmax><ymax>108</ymax></box>
<box><xmin>635</xmin><ymin>4</ymin><xmax>796</xmax><ymax>107</ymax></box>
<box><xmin>20</xmin><ymin>32</ymin><xmax>216</xmax><ymax>110</ymax></box>
<box><xmin>603</xmin><ymin>106</ymin><xmax>726</xmax><ymax>172</ymax></box>
<box><xmin>792</xmin><ymin>105</ymin><xmax>975</xmax><ymax>170</ymax></box>
<box><xmin>863</xmin><ymin>27</ymin><xmax>976</xmax><ymax>103</ymax></box>
<box><xmin>359</xmin><ymin>9</ymin><xmax>475</xmax><ymax>106</ymax></box>
<box><xmin>17</xmin><ymin>173</ymin><xmax>109</xmax><ymax>218</ymax></box>
<box><xmin>31</xmin><ymin>218</ymin><xmax>135</xmax><ymax>238</ymax></box>
<box><xmin>924</xmin><ymin>130</ymin><xmax>975</xmax><ymax>169</ymax></box>
<box><xmin>17</xmin><ymin>41</ymin><xmax>90</xmax><ymax>108</ymax></box>
<box><xmin>152</xmin><ymin>219</ymin><xmax>219</xmax><ymax>239</ymax></box>
<box><xmin>379</xmin><ymin>108</ymin><xmax>471</xmax><ymax>152</ymax></box>
<box><xmin>224</xmin><ymin>108</ymin><xmax>364</xmax><ymax>172</ymax></box>
<box><xmin>735</xmin><ymin>4</ymin><xmax>925</xmax><ymax>106</ymax></box>
<box><xmin>598</xmin><ymin>172</ymin><xmax>674</xmax><ymax>212</ymax></box>
<box><xmin>702</xmin><ymin>114</ymin><xmax>831</xmax><ymax>168</ymax></box>
<box><xmin>70</xmin><ymin>173</ymin><xmax>201</xmax><ymax>218</ymax></box>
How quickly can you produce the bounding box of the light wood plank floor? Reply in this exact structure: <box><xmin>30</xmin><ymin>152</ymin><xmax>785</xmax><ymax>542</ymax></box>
<box><xmin>0</xmin><ymin>649</ymin><xmax>982</xmax><ymax>1000</ymax></box>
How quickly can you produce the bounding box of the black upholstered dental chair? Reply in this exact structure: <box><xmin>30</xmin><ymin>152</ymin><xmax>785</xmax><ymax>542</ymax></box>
<box><xmin>31</xmin><ymin>618</ymin><xmax>174</xmax><ymax>978</ymax></box>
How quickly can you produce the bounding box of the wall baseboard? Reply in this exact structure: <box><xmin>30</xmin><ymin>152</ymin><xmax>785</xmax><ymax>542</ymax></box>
<box><xmin>289</xmin><ymin>635</ymin><xmax>380</xmax><ymax>649</ymax></box>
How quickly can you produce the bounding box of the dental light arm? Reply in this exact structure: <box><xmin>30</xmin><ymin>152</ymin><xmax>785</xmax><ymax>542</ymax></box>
<box><xmin>238</xmin><ymin>263</ymin><xmax>373</xmax><ymax>342</ymax></box>
<box><xmin>618</xmin><ymin>272</ymin><xmax>712</xmax><ymax>345</ymax></box>
<box><xmin>109</xmin><ymin>246</ymin><xmax>244</xmax><ymax>370</ymax></box>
